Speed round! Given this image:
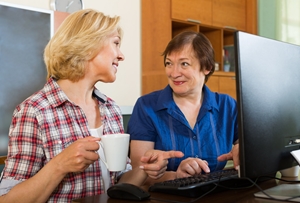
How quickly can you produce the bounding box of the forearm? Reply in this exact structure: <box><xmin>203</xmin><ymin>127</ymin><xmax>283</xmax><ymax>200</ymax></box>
<box><xmin>143</xmin><ymin>171</ymin><xmax>177</xmax><ymax>186</ymax></box>
<box><xmin>118</xmin><ymin>168</ymin><xmax>177</xmax><ymax>187</ymax></box>
<box><xmin>118</xmin><ymin>167</ymin><xmax>148</xmax><ymax>186</ymax></box>
<box><xmin>0</xmin><ymin>159</ymin><xmax>67</xmax><ymax>203</ymax></box>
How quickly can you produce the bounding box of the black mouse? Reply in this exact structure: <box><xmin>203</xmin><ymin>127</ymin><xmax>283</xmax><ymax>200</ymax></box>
<box><xmin>107</xmin><ymin>183</ymin><xmax>150</xmax><ymax>201</ymax></box>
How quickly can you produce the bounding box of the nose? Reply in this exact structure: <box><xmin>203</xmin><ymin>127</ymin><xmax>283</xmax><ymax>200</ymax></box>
<box><xmin>118</xmin><ymin>51</ymin><xmax>125</xmax><ymax>61</ymax></box>
<box><xmin>169</xmin><ymin>64</ymin><xmax>181</xmax><ymax>78</ymax></box>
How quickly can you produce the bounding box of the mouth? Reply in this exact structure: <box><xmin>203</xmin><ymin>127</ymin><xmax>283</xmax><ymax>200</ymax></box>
<box><xmin>113</xmin><ymin>63</ymin><xmax>118</xmax><ymax>71</ymax></box>
<box><xmin>173</xmin><ymin>81</ymin><xmax>185</xmax><ymax>85</ymax></box>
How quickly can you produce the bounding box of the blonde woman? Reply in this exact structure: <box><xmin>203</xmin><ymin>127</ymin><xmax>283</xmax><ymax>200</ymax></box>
<box><xmin>0</xmin><ymin>9</ymin><xmax>182</xmax><ymax>202</ymax></box>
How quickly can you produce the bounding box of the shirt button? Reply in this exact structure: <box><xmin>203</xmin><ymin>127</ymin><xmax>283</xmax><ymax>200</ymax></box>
<box><xmin>195</xmin><ymin>155</ymin><xmax>198</xmax><ymax>158</ymax></box>
<box><xmin>193</xmin><ymin>136</ymin><xmax>196</xmax><ymax>139</ymax></box>
<box><xmin>58</xmin><ymin>140</ymin><xmax>62</xmax><ymax>144</ymax></box>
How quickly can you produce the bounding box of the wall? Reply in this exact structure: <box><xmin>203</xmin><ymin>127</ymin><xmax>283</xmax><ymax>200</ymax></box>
<box><xmin>258</xmin><ymin>0</ymin><xmax>277</xmax><ymax>39</ymax></box>
<box><xmin>258</xmin><ymin>0</ymin><xmax>300</xmax><ymax>45</ymax></box>
<box><xmin>0</xmin><ymin>0</ymin><xmax>141</xmax><ymax>106</ymax></box>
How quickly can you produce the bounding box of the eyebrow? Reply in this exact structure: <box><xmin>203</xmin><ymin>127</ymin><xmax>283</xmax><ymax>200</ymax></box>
<box><xmin>165</xmin><ymin>57</ymin><xmax>190</xmax><ymax>61</ymax></box>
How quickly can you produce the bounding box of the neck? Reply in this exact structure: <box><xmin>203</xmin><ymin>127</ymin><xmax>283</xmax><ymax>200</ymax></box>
<box><xmin>173</xmin><ymin>91</ymin><xmax>203</xmax><ymax>107</ymax></box>
<box><xmin>57</xmin><ymin>78</ymin><xmax>95</xmax><ymax>105</ymax></box>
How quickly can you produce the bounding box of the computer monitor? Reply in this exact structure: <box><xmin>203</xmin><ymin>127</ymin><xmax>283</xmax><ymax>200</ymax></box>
<box><xmin>234</xmin><ymin>31</ymin><xmax>300</xmax><ymax>180</ymax></box>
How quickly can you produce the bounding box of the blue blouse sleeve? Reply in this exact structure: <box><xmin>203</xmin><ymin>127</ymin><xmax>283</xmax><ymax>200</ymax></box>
<box><xmin>127</xmin><ymin>97</ymin><xmax>157</xmax><ymax>142</ymax></box>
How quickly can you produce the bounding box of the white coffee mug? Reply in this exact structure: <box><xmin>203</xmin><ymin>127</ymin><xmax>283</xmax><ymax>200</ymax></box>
<box><xmin>99</xmin><ymin>133</ymin><xmax>129</xmax><ymax>172</ymax></box>
<box><xmin>280</xmin><ymin>165</ymin><xmax>300</xmax><ymax>177</ymax></box>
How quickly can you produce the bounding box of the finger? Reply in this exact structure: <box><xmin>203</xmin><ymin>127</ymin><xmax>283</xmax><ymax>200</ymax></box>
<box><xmin>84</xmin><ymin>150</ymin><xmax>100</xmax><ymax>162</ymax></box>
<box><xmin>144</xmin><ymin>166</ymin><xmax>167</xmax><ymax>177</ymax></box>
<box><xmin>148</xmin><ymin>172</ymin><xmax>164</xmax><ymax>180</ymax></box>
<box><xmin>84</xmin><ymin>136</ymin><xmax>101</xmax><ymax>142</ymax></box>
<box><xmin>196</xmin><ymin>160</ymin><xmax>210</xmax><ymax>173</ymax></box>
<box><xmin>233</xmin><ymin>154</ymin><xmax>240</xmax><ymax>169</ymax></box>
<box><xmin>161</xmin><ymin>150</ymin><xmax>184</xmax><ymax>160</ymax></box>
<box><xmin>188</xmin><ymin>161</ymin><xmax>202</xmax><ymax>174</ymax></box>
<box><xmin>140</xmin><ymin>154</ymin><xmax>158</xmax><ymax>164</ymax></box>
<box><xmin>84</xmin><ymin>141</ymin><xmax>100</xmax><ymax>151</ymax></box>
<box><xmin>141</xmin><ymin>160</ymin><xmax>168</xmax><ymax>171</ymax></box>
<box><xmin>217</xmin><ymin>153</ymin><xmax>232</xmax><ymax>162</ymax></box>
<box><xmin>181</xmin><ymin>164</ymin><xmax>198</xmax><ymax>176</ymax></box>
<box><xmin>148</xmin><ymin>153</ymin><xmax>159</xmax><ymax>163</ymax></box>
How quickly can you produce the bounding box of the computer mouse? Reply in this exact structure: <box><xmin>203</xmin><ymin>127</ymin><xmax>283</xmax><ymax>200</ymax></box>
<box><xmin>107</xmin><ymin>183</ymin><xmax>151</xmax><ymax>201</ymax></box>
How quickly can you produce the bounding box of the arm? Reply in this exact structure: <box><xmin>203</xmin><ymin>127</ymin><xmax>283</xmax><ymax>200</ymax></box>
<box><xmin>0</xmin><ymin>137</ymin><xmax>100</xmax><ymax>203</ymax></box>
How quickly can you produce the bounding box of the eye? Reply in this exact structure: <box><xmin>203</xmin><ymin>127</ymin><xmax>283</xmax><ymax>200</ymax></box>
<box><xmin>181</xmin><ymin>62</ymin><xmax>189</xmax><ymax>67</ymax></box>
<box><xmin>164</xmin><ymin>61</ymin><xmax>172</xmax><ymax>67</ymax></box>
<box><xmin>114</xmin><ymin>40</ymin><xmax>121</xmax><ymax>47</ymax></box>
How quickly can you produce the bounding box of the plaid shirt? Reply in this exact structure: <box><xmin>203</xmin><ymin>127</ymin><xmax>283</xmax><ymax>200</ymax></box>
<box><xmin>1</xmin><ymin>78</ymin><xmax>126</xmax><ymax>202</ymax></box>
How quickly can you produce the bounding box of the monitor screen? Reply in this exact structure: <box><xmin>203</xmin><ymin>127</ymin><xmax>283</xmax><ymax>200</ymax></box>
<box><xmin>0</xmin><ymin>2</ymin><xmax>53</xmax><ymax>161</ymax></box>
<box><xmin>234</xmin><ymin>31</ymin><xmax>300</xmax><ymax>179</ymax></box>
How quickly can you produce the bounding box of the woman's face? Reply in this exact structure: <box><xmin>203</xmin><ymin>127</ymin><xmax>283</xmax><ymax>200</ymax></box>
<box><xmin>165</xmin><ymin>44</ymin><xmax>210</xmax><ymax>97</ymax></box>
<box><xmin>87</xmin><ymin>30</ymin><xmax>125</xmax><ymax>83</ymax></box>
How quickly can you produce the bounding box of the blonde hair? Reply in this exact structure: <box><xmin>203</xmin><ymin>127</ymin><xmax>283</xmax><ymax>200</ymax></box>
<box><xmin>44</xmin><ymin>9</ymin><xmax>123</xmax><ymax>81</ymax></box>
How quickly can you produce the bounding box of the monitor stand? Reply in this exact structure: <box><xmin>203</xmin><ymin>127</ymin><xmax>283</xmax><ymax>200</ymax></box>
<box><xmin>254</xmin><ymin>184</ymin><xmax>300</xmax><ymax>202</ymax></box>
<box><xmin>254</xmin><ymin>149</ymin><xmax>300</xmax><ymax>202</ymax></box>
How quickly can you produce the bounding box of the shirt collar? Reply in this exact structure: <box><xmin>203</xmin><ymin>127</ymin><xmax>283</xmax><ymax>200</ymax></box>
<box><xmin>44</xmin><ymin>77</ymin><xmax>107</xmax><ymax>107</ymax></box>
<box><xmin>155</xmin><ymin>84</ymin><xmax>219</xmax><ymax>112</ymax></box>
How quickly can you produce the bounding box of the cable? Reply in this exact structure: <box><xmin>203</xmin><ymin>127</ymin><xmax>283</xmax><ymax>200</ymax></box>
<box><xmin>244</xmin><ymin>176</ymin><xmax>300</xmax><ymax>202</ymax></box>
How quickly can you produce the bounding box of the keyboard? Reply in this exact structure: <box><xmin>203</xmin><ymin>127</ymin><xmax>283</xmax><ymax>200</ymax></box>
<box><xmin>149</xmin><ymin>168</ymin><xmax>241</xmax><ymax>197</ymax></box>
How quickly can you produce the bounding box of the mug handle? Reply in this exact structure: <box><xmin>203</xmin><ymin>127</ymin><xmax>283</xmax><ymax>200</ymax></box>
<box><xmin>99</xmin><ymin>141</ymin><xmax>109</xmax><ymax>170</ymax></box>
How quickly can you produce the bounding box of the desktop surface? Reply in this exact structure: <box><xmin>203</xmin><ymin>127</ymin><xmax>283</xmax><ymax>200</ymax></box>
<box><xmin>72</xmin><ymin>179</ymin><xmax>294</xmax><ymax>203</ymax></box>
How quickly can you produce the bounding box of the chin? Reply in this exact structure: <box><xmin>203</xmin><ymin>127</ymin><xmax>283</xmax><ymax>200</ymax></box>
<box><xmin>172</xmin><ymin>87</ymin><xmax>189</xmax><ymax>95</ymax></box>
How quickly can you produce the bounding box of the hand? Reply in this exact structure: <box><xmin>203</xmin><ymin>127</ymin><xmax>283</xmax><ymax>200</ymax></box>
<box><xmin>52</xmin><ymin>136</ymin><xmax>100</xmax><ymax>174</ymax></box>
<box><xmin>217</xmin><ymin>143</ymin><xmax>239</xmax><ymax>170</ymax></box>
<box><xmin>176</xmin><ymin>158</ymin><xmax>210</xmax><ymax>178</ymax></box>
<box><xmin>140</xmin><ymin>150</ymin><xmax>184</xmax><ymax>179</ymax></box>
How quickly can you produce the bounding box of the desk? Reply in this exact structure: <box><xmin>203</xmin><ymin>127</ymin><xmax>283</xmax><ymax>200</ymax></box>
<box><xmin>72</xmin><ymin>179</ymin><xmax>296</xmax><ymax>203</ymax></box>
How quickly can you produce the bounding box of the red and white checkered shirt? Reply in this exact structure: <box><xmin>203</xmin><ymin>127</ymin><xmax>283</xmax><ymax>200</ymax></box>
<box><xmin>0</xmin><ymin>78</ymin><xmax>127</xmax><ymax>202</ymax></box>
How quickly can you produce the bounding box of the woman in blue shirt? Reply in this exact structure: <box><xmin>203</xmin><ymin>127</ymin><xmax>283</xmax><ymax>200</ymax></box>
<box><xmin>128</xmin><ymin>31</ymin><xmax>239</xmax><ymax>184</ymax></box>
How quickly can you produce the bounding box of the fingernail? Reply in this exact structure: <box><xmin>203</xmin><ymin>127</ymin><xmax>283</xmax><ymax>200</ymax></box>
<box><xmin>139</xmin><ymin>166</ymin><xmax>144</xmax><ymax>169</ymax></box>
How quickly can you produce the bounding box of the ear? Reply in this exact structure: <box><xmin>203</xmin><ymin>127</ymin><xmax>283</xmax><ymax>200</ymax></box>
<box><xmin>203</xmin><ymin>67</ymin><xmax>211</xmax><ymax>75</ymax></box>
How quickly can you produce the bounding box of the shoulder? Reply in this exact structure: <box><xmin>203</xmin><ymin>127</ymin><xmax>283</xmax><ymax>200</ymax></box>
<box><xmin>136</xmin><ymin>86</ymin><xmax>171</xmax><ymax>106</ymax></box>
<box><xmin>14</xmin><ymin>89</ymin><xmax>48</xmax><ymax>115</ymax></box>
<box><xmin>13</xmin><ymin>78</ymin><xmax>69</xmax><ymax>118</ymax></box>
<box><xmin>139</xmin><ymin>89</ymin><xmax>163</xmax><ymax>101</ymax></box>
<box><xmin>203</xmin><ymin>85</ymin><xmax>237</xmax><ymax>113</ymax></box>
<box><xmin>215</xmin><ymin>93</ymin><xmax>236</xmax><ymax>105</ymax></box>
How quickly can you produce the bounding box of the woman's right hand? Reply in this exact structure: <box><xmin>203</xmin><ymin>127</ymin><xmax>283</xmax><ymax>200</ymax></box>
<box><xmin>176</xmin><ymin>157</ymin><xmax>210</xmax><ymax>178</ymax></box>
<box><xmin>52</xmin><ymin>136</ymin><xmax>100</xmax><ymax>174</ymax></box>
<box><xmin>140</xmin><ymin>150</ymin><xmax>184</xmax><ymax>179</ymax></box>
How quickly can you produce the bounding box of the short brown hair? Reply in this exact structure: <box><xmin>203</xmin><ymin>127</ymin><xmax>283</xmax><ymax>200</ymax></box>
<box><xmin>162</xmin><ymin>31</ymin><xmax>215</xmax><ymax>82</ymax></box>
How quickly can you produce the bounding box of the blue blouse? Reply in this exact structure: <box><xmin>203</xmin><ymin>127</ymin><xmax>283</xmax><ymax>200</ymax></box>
<box><xmin>128</xmin><ymin>85</ymin><xmax>238</xmax><ymax>172</ymax></box>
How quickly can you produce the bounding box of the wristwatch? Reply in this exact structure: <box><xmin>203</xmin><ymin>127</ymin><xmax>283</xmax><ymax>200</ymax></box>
<box><xmin>50</xmin><ymin>0</ymin><xmax>84</xmax><ymax>13</ymax></box>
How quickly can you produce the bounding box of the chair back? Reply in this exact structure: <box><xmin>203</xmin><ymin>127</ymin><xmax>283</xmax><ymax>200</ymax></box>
<box><xmin>0</xmin><ymin>155</ymin><xmax>7</xmax><ymax>165</ymax></box>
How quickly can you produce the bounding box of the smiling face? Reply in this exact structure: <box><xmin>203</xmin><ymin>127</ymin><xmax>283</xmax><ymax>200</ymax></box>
<box><xmin>86</xmin><ymin>30</ymin><xmax>124</xmax><ymax>83</ymax></box>
<box><xmin>165</xmin><ymin>44</ymin><xmax>210</xmax><ymax>97</ymax></box>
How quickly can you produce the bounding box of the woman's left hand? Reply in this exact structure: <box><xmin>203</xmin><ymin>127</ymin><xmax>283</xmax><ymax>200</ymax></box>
<box><xmin>217</xmin><ymin>143</ymin><xmax>239</xmax><ymax>170</ymax></box>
